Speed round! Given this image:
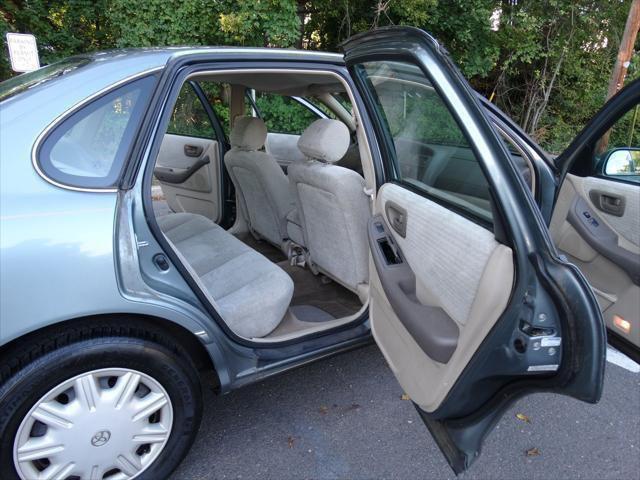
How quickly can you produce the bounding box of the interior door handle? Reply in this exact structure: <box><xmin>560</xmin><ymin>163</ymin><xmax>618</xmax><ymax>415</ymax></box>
<box><xmin>368</xmin><ymin>216</ymin><xmax>459</xmax><ymax>363</ymax></box>
<box><xmin>385</xmin><ymin>201</ymin><xmax>407</xmax><ymax>238</ymax></box>
<box><xmin>154</xmin><ymin>156</ymin><xmax>210</xmax><ymax>184</ymax></box>
<box><xmin>589</xmin><ymin>189</ymin><xmax>625</xmax><ymax>217</ymax></box>
<box><xmin>184</xmin><ymin>144</ymin><xmax>204</xmax><ymax>157</ymax></box>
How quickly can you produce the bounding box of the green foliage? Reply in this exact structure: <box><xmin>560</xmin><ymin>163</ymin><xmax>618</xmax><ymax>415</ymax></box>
<box><xmin>255</xmin><ymin>93</ymin><xmax>317</xmax><ymax>134</ymax></box>
<box><xmin>303</xmin><ymin>0</ymin><xmax>438</xmax><ymax>55</ymax></box>
<box><xmin>607</xmin><ymin>104</ymin><xmax>640</xmax><ymax>150</ymax></box>
<box><xmin>108</xmin><ymin>0</ymin><xmax>221</xmax><ymax>47</ymax></box>
<box><xmin>218</xmin><ymin>0</ymin><xmax>301</xmax><ymax>47</ymax></box>
<box><xmin>200</xmin><ymin>82</ymin><xmax>233</xmax><ymax>137</ymax></box>
<box><xmin>303</xmin><ymin>0</ymin><xmax>497</xmax><ymax>77</ymax></box>
<box><xmin>304</xmin><ymin>0</ymin><xmax>636</xmax><ymax>152</ymax></box>
<box><xmin>167</xmin><ymin>83</ymin><xmax>217</xmax><ymax>139</ymax></box>
<box><xmin>91</xmin><ymin>88</ymin><xmax>141</xmax><ymax>160</ymax></box>
<box><xmin>168</xmin><ymin>82</ymin><xmax>320</xmax><ymax>139</ymax></box>
<box><xmin>360</xmin><ymin>61</ymin><xmax>468</xmax><ymax>146</ymax></box>
<box><xmin>0</xmin><ymin>14</ymin><xmax>11</xmax><ymax>82</ymax></box>
<box><xmin>486</xmin><ymin>0</ymin><xmax>633</xmax><ymax>150</ymax></box>
<box><xmin>1</xmin><ymin>0</ymin><xmax>115</xmax><ymax>80</ymax></box>
<box><xmin>1</xmin><ymin>0</ymin><xmax>636</xmax><ymax>154</ymax></box>
<box><xmin>419</xmin><ymin>0</ymin><xmax>499</xmax><ymax>78</ymax></box>
<box><xmin>106</xmin><ymin>0</ymin><xmax>300</xmax><ymax>48</ymax></box>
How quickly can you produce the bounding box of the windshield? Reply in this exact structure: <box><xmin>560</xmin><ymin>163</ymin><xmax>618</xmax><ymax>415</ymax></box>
<box><xmin>0</xmin><ymin>57</ymin><xmax>91</xmax><ymax>102</ymax></box>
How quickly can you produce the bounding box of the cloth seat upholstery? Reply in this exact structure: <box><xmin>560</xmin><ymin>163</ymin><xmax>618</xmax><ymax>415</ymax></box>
<box><xmin>288</xmin><ymin>119</ymin><xmax>370</xmax><ymax>296</ymax></box>
<box><xmin>224</xmin><ymin>116</ymin><xmax>295</xmax><ymax>249</ymax></box>
<box><xmin>158</xmin><ymin>212</ymin><xmax>293</xmax><ymax>338</ymax></box>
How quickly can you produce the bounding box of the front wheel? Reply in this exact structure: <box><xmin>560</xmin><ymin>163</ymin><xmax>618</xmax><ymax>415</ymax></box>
<box><xmin>0</xmin><ymin>335</ymin><xmax>202</xmax><ymax>480</ymax></box>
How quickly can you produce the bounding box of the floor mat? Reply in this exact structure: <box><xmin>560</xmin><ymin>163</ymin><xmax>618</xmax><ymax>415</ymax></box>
<box><xmin>290</xmin><ymin>305</ymin><xmax>335</xmax><ymax>322</ymax></box>
<box><xmin>277</xmin><ymin>260</ymin><xmax>362</xmax><ymax>319</ymax></box>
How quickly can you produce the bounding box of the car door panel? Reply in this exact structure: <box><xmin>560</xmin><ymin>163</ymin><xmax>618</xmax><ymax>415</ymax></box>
<box><xmin>370</xmin><ymin>183</ymin><xmax>514</xmax><ymax>411</ymax></box>
<box><xmin>155</xmin><ymin>133</ymin><xmax>222</xmax><ymax>222</ymax></box>
<box><xmin>344</xmin><ymin>26</ymin><xmax>605</xmax><ymax>473</ymax></box>
<box><xmin>581</xmin><ymin>177</ymin><xmax>640</xmax><ymax>247</ymax></box>
<box><xmin>551</xmin><ymin>173</ymin><xmax>640</xmax><ymax>347</ymax></box>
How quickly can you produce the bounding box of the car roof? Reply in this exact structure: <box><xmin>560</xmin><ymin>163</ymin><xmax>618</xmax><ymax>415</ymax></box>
<box><xmin>0</xmin><ymin>47</ymin><xmax>346</xmax><ymax>108</ymax></box>
<box><xmin>80</xmin><ymin>46</ymin><xmax>345</xmax><ymax>71</ymax></box>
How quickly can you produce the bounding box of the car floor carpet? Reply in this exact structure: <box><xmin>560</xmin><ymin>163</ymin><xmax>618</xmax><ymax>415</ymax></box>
<box><xmin>234</xmin><ymin>233</ymin><xmax>287</xmax><ymax>263</ymax></box>
<box><xmin>275</xmin><ymin>260</ymin><xmax>362</xmax><ymax>319</ymax></box>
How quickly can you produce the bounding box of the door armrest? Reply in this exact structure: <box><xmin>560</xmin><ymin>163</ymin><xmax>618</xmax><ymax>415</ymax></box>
<box><xmin>368</xmin><ymin>215</ymin><xmax>459</xmax><ymax>363</ymax></box>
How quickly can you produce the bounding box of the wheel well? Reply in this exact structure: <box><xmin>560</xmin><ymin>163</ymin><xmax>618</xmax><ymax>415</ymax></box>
<box><xmin>0</xmin><ymin>313</ymin><xmax>218</xmax><ymax>387</ymax></box>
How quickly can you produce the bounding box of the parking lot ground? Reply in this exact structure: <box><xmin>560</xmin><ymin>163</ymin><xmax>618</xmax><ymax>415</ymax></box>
<box><xmin>172</xmin><ymin>344</ymin><xmax>640</xmax><ymax>480</ymax></box>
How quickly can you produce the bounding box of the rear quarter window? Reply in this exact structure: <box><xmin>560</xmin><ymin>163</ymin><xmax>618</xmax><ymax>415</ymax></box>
<box><xmin>37</xmin><ymin>75</ymin><xmax>156</xmax><ymax>189</ymax></box>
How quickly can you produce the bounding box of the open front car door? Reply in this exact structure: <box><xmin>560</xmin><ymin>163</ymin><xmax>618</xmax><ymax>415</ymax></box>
<box><xmin>552</xmin><ymin>79</ymin><xmax>640</xmax><ymax>358</ymax></box>
<box><xmin>343</xmin><ymin>27</ymin><xmax>606</xmax><ymax>474</ymax></box>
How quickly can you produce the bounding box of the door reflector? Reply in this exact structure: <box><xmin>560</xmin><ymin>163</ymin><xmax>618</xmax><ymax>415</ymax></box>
<box><xmin>613</xmin><ymin>315</ymin><xmax>631</xmax><ymax>334</ymax></box>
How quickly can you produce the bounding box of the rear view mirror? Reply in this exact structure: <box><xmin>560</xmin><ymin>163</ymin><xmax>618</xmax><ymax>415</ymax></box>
<box><xmin>603</xmin><ymin>148</ymin><xmax>640</xmax><ymax>179</ymax></box>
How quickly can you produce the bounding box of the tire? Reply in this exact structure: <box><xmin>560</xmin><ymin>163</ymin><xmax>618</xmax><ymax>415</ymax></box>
<box><xmin>0</xmin><ymin>335</ymin><xmax>203</xmax><ymax>480</ymax></box>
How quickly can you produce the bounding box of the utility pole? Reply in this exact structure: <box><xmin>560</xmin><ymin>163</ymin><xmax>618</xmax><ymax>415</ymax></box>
<box><xmin>606</xmin><ymin>0</ymin><xmax>640</xmax><ymax>100</ymax></box>
<box><xmin>598</xmin><ymin>0</ymin><xmax>640</xmax><ymax>152</ymax></box>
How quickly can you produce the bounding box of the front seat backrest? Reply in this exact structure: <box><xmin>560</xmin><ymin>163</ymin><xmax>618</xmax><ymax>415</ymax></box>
<box><xmin>224</xmin><ymin>116</ymin><xmax>294</xmax><ymax>249</ymax></box>
<box><xmin>288</xmin><ymin>119</ymin><xmax>370</xmax><ymax>299</ymax></box>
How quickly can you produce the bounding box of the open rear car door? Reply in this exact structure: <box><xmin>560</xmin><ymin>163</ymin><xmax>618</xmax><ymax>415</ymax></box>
<box><xmin>343</xmin><ymin>27</ymin><xmax>606</xmax><ymax>473</ymax></box>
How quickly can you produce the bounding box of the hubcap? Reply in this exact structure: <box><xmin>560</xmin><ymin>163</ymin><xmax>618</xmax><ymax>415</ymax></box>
<box><xmin>13</xmin><ymin>368</ymin><xmax>173</xmax><ymax>480</ymax></box>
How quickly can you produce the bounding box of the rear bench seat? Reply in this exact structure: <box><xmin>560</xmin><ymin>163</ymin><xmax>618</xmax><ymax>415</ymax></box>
<box><xmin>157</xmin><ymin>213</ymin><xmax>293</xmax><ymax>338</ymax></box>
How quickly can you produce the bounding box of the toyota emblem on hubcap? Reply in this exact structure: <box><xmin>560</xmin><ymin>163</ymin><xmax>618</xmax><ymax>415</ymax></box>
<box><xmin>91</xmin><ymin>430</ymin><xmax>111</xmax><ymax>446</ymax></box>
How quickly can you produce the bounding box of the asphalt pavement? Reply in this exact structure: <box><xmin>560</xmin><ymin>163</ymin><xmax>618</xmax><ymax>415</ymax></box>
<box><xmin>171</xmin><ymin>344</ymin><xmax>640</xmax><ymax>480</ymax></box>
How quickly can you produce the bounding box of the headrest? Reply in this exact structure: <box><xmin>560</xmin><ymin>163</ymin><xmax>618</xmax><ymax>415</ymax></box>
<box><xmin>230</xmin><ymin>116</ymin><xmax>267</xmax><ymax>150</ymax></box>
<box><xmin>297</xmin><ymin>119</ymin><xmax>350</xmax><ymax>163</ymax></box>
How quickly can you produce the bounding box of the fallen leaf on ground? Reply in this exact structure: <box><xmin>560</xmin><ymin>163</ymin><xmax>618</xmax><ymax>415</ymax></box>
<box><xmin>516</xmin><ymin>413</ymin><xmax>531</xmax><ymax>424</ymax></box>
<box><xmin>318</xmin><ymin>405</ymin><xmax>328</xmax><ymax>415</ymax></box>
<box><xmin>287</xmin><ymin>436</ymin><xmax>295</xmax><ymax>448</ymax></box>
<box><xmin>401</xmin><ymin>393</ymin><xmax>410</xmax><ymax>400</ymax></box>
<box><xmin>525</xmin><ymin>447</ymin><xmax>540</xmax><ymax>457</ymax></box>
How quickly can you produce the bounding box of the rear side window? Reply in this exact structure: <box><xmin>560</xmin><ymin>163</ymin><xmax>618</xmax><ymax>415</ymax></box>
<box><xmin>38</xmin><ymin>75</ymin><xmax>155</xmax><ymax>189</ymax></box>
<box><xmin>167</xmin><ymin>83</ymin><xmax>216</xmax><ymax>139</ymax></box>
<box><xmin>254</xmin><ymin>92</ymin><xmax>319</xmax><ymax>135</ymax></box>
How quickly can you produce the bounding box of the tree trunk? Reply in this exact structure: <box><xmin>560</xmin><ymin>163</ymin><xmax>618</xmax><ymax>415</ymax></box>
<box><xmin>528</xmin><ymin>35</ymin><xmax>571</xmax><ymax>136</ymax></box>
<box><xmin>597</xmin><ymin>0</ymin><xmax>640</xmax><ymax>153</ymax></box>
<box><xmin>296</xmin><ymin>0</ymin><xmax>306</xmax><ymax>49</ymax></box>
<box><xmin>606</xmin><ymin>0</ymin><xmax>640</xmax><ymax>99</ymax></box>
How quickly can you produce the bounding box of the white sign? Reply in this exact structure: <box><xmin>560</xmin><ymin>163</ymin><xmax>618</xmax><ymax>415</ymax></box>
<box><xmin>6</xmin><ymin>33</ymin><xmax>40</xmax><ymax>73</ymax></box>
